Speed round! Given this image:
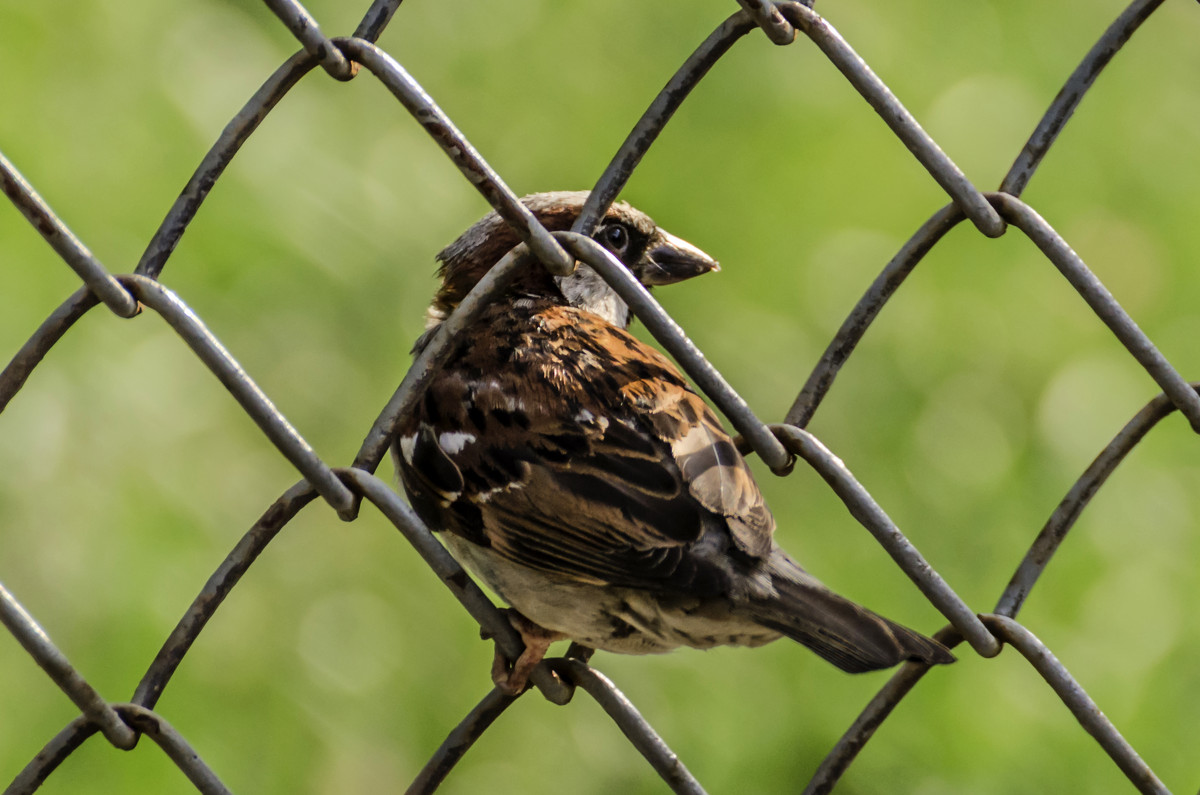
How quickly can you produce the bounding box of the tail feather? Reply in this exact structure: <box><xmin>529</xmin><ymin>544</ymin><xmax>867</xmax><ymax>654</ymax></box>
<box><xmin>744</xmin><ymin>558</ymin><xmax>955</xmax><ymax>672</ymax></box>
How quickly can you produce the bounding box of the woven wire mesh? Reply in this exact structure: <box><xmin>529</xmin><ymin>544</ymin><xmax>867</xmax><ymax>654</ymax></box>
<box><xmin>2</xmin><ymin>0</ymin><xmax>1199</xmax><ymax>792</ymax></box>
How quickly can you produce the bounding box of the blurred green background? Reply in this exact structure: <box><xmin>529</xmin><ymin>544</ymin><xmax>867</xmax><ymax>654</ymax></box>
<box><xmin>2</xmin><ymin>1</ymin><xmax>1200</xmax><ymax>792</ymax></box>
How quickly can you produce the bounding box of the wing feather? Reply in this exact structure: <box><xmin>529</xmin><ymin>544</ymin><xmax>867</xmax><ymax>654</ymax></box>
<box><xmin>395</xmin><ymin>303</ymin><xmax>775</xmax><ymax>595</ymax></box>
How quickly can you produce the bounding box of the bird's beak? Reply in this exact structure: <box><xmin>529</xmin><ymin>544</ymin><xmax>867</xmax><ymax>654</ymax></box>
<box><xmin>640</xmin><ymin>228</ymin><xmax>720</xmax><ymax>286</ymax></box>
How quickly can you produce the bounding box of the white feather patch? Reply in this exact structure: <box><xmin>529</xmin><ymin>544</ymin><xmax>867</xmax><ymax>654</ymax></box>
<box><xmin>398</xmin><ymin>433</ymin><xmax>417</xmax><ymax>464</ymax></box>
<box><xmin>555</xmin><ymin>265</ymin><xmax>631</xmax><ymax>327</ymax></box>
<box><xmin>437</xmin><ymin>431</ymin><xmax>476</xmax><ymax>455</ymax></box>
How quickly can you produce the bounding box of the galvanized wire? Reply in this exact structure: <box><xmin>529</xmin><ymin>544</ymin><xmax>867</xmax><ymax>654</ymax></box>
<box><xmin>262</xmin><ymin>0</ymin><xmax>356</xmax><ymax>81</ymax></box>
<box><xmin>767</xmin><ymin>424</ymin><xmax>999</xmax><ymax>658</ymax></box>
<box><xmin>735</xmin><ymin>0</ymin><xmax>797</xmax><ymax>45</ymax></box>
<box><xmin>0</xmin><ymin>584</ymin><xmax>136</xmax><ymax>751</ymax></box>
<box><xmin>561</xmin><ymin>659</ymin><xmax>707</xmax><ymax>795</ymax></box>
<box><xmin>574</xmin><ymin>8</ymin><xmax>761</xmax><ymax>238</ymax></box>
<box><xmin>1</xmin><ymin>0</ymin><xmax>1195</xmax><ymax>792</ymax></box>
<box><xmin>406</xmin><ymin>687</ymin><xmax>519</xmax><ymax>794</ymax></box>
<box><xmin>556</xmin><ymin>231</ymin><xmax>793</xmax><ymax>472</ymax></box>
<box><xmin>133</xmin><ymin>480</ymin><xmax>319</xmax><ymax>710</ymax></box>
<box><xmin>981</xmin><ymin>615</ymin><xmax>1169</xmax><ymax>795</ymax></box>
<box><xmin>0</xmin><ymin>154</ymin><xmax>138</xmax><ymax>319</ymax></box>
<box><xmin>777</xmin><ymin>3</ymin><xmax>1006</xmax><ymax>238</ymax></box>
<box><xmin>995</xmin><ymin>385</ymin><xmax>1199</xmax><ymax>619</ymax></box>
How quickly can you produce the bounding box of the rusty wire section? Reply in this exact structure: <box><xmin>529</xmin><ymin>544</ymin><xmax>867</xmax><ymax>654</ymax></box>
<box><xmin>0</xmin><ymin>0</ymin><xmax>1193</xmax><ymax>792</ymax></box>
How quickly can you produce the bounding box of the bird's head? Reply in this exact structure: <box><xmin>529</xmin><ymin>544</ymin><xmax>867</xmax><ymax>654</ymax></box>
<box><xmin>425</xmin><ymin>191</ymin><xmax>719</xmax><ymax>329</ymax></box>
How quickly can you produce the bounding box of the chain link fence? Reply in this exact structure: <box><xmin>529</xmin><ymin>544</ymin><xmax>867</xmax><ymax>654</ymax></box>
<box><xmin>2</xmin><ymin>0</ymin><xmax>1198</xmax><ymax>792</ymax></box>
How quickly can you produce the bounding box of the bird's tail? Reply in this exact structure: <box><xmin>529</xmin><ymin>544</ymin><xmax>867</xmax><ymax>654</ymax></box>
<box><xmin>743</xmin><ymin>555</ymin><xmax>955</xmax><ymax>673</ymax></box>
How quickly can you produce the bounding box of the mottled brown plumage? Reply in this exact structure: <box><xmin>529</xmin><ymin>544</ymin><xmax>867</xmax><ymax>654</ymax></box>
<box><xmin>394</xmin><ymin>192</ymin><xmax>953</xmax><ymax>693</ymax></box>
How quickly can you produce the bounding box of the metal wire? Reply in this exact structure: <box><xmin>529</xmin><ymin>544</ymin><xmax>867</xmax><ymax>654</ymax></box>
<box><xmin>561</xmin><ymin>660</ymin><xmax>707</xmax><ymax>795</ymax></box>
<box><xmin>995</xmin><ymin>384</ymin><xmax>1199</xmax><ymax>619</ymax></box>
<box><xmin>981</xmin><ymin>615</ymin><xmax>1169</xmax><ymax>795</ymax></box>
<box><xmin>735</xmin><ymin>0</ymin><xmax>796</xmax><ymax>45</ymax></box>
<box><xmin>113</xmin><ymin>705</ymin><xmax>234</xmax><ymax>795</ymax></box>
<box><xmin>802</xmin><ymin>625</ymin><xmax>963</xmax><ymax>795</ymax></box>
<box><xmin>133</xmin><ymin>480</ymin><xmax>319</xmax><ymax>710</ymax></box>
<box><xmin>786</xmin><ymin>201</ymin><xmax>966</xmax><ymax>428</ymax></box>
<box><xmin>406</xmin><ymin>687</ymin><xmax>519</xmax><ymax>794</ymax></box>
<box><xmin>262</xmin><ymin>0</ymin><xmax>356</xmax><ymax>81</ymax></box>
<box><xmin>0</xmin><ymin>584</ymin><xmax>136</xmax><ymax>750</ymax></box>
<box><xmin>0</xmin><ymin>285</ymin><xmax>100</xmax><ymax>412</ymax></box>
<box><xmin>768</xmin><ymin>424</ymin><xmax>999</xmax><ymax>658</ymax></box>
<box><xmin>355</xmin><ymin>244</ymin><xmax>535</xmax><ymax>473</ymax></box>
<box><xmin>574</xmin><ymin>8</ymin><xmax>761</xmax><ymax>237</ymax></box>
<box><xmin>1000</xmin><ymin>0</ymin><xmax>1168</xmax><ymax>197</ymax></box>
<box><xmin>122</xmin><ymin>274</ymin><xmax>358</xmax><ymax>516</ymax></box>
<box><xmin>1</xmin><ymin>0</ymin><xmax>1194</xmax><ymax>792</ymax></box>
<box><xmin>336</xmin><ymin>37</ymin><xmax>574</xmax><ymax>278</ymax></box>
<box><xmin>0</xmin><ymin>154</ymin><xmax>138</xmax><ymax>319</ymax></box>
<box><xmin>556</xmin><ymin>231</ymin><xmax>793</xmax><ymax>472</ymax></box>
<box><xmin>778</xmin><ymin>3</ymin><xmax>1006</xmax><ymax>238</ymax></box>
<box><xmin>4</xmin><ymin>716</ymin><xmax>97</xmax><ymax>795</ymax></box>
<box><xmin>135</xmin><ymin>50</ymin><xmax>319</xmax><ymax>280</ymax></box>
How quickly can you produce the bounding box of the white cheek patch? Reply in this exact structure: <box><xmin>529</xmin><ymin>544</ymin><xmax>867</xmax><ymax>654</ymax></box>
<box><xmin>555</xmin><ymin>265</ymin><xmax>631</xmax><ymax>327</ymax></box>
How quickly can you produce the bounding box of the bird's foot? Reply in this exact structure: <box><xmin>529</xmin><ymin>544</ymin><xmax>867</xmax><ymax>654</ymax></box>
<box><xmin>489</xmin><ymin>609</ymin><xmax>567</xmax><ymax>696</ymax></box>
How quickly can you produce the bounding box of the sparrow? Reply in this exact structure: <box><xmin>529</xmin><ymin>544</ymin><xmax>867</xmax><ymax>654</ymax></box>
<box><xmin>394</xmin><ymin>191</ymin><xmax>954</xmax><ymax>694</ymax></box>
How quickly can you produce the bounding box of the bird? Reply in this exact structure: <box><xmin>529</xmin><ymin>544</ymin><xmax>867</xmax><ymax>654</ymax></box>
<box><xmin>393</xmin><ymin>191</ymin><xmax>954</xmax><ymax>694</ymax></box>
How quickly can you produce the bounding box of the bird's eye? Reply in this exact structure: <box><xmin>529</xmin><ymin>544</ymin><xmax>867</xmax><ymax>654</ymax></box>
<box><xmin>599</xmin><ymin>224</ymin><xmax>630</xmax><ymax>255</ymax></box>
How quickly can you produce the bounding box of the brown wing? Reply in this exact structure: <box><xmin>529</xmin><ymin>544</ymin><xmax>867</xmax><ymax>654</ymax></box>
<box><xmin>394</xmin><ymin>303</ymin><xmax>775</xmax><ymax>594</ymax></box>
<box><xmin>622</xmin><ymin>375</ymin><xmax>774</xmax><ymax>559</ymax></box>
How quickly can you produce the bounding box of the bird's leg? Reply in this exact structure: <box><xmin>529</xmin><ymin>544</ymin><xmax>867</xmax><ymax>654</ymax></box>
<box><xmin>490</xmin><ymin>609</ymin><xmax>567</xmax><ymax>695</ymax></box>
